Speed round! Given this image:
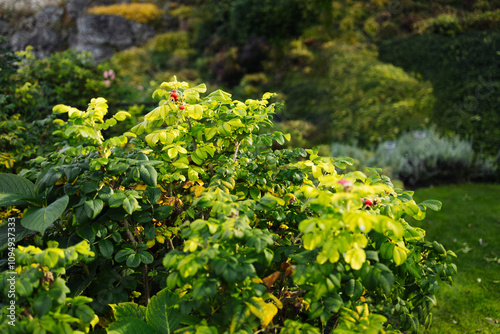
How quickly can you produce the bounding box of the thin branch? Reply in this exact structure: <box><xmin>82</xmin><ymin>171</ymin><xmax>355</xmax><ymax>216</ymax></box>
<box><xmin>233</xmin><ymin>141</ymin><xmax>241</xmax><ymax>162</ymax></box>
<box><xmin>186</xmin><ymin>117</ymin><xmax>197</xmax><ymax>150</ymax></box>
<box><xmin>123</xmin><ymin>218</ymin><xmax>137</xmax><ymax>247</ymax></box>
<box><xmin>143</xmin><ymin>264</ymin><xmax>150</xmax><ymax>304</ymax></box>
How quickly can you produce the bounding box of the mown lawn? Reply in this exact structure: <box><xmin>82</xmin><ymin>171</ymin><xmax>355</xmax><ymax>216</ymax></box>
<box><xmin>410</xmin><ymin>183</ymin><xmax>500</xmax><ymax>333</ymax></box>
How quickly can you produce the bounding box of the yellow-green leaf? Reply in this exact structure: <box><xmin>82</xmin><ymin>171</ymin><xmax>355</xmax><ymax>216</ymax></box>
<box><xmin>345</xmin><ymin>248</ymin><xmax>366</xmax><ymax>270</ymax></box>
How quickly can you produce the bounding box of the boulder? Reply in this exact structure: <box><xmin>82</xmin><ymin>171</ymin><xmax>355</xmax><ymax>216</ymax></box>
<box><xmin>10</xmin><ymin>5</ymin><xmax>65</xmax><ymax>57</ymax></box>
<box><xmin>65</xmin><ymin>0</ymin><xmax>91</xmax><ymax>21</ymax></box>
<box><xmin>0</xmin><ymin>19</ymin><xmax>10</xmax><ymax>36</ymax></box>
<box><xmin>71</xmin><ymin>14</ymin><xmax>156</xmax><ymax>62</ymax></box>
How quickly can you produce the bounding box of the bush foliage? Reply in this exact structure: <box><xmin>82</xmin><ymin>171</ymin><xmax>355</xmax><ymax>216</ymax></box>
<box><xmin>0</xmin><ymin>79</ymin><xmax>456</xmax><ymax>333</ymax></box>
<box><xmin>331</xmin><ymin>128</ymin><xmax>498</xmax><ymax>187</ymax></box>
<box><xmin>87</xmin><ymin>3</ymin><xmax>164</xmax><ymax>24</ymax></box>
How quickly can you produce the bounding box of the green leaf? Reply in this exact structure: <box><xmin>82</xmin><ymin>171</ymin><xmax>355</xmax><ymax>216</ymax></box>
<box><xmin>33</xmin><ymin>293</ymin><xmax>53</xmax><ymax>316</ymax></box>
<box><xmin>109</xmin><ymin>192</ymin><xmax>127</xmax><ymax>207</ymax></box>
<box><xmin>190</xmin><ymin>83</ymin><xmax>207</xmax><ymax>93</ymax></box>
<box><xmin>380</xmin><ymin>242</ymin><xmax>395</xmax><ymax>260</ymax></box>
<box><xmin>0</xmin><ymin>173</ymin><xmax>36</xmax><ymax>197</ymax></box>
<box><xmin>127</xmin><ymin>253</ymin><xmax>142</xmax><ymax>267</ymax></box>
<box><xmin>114</xmin><ymin>111</ymin><xmax>131</xmax><ymax>121</ymax></box>
<box><xmin>144</xmin><ymin>224</ymin><xmax>156</xmax><ymax>241</ymax></box>
<box><xmin>0</xmin><ymin>220</ymin><xmax>31</xmax><ymax>251</ymax></box>
<box><xmin>249</xmin><ymin>186</ymin><xmax>260</xmax><ymax>200</ymax></box>
<box><xmin>138</xmin><ymin>251</ymin><xmax>154</xmax><ymax>264</ymax></box>
<box><xmin>191</xmin><ymin>152</ymin><xmax>203</xmax><ymax>165</ymax></box>
<box><xmin>420</xmin><ymin>200</ymin><xmax>442</xmax><ymax>211</ymax></box>
<box><xmin>110</xmin><ymin>302</ymin><xmax>147</xmax><ymax>322</ymax></box>
<box><xmin>0</xmin><ymin>193</ymin><xmax>39</xmax><ymax>207</ymax></box>
<box><xmin>21</xmin><ymin>195</ymin><xmax>69</xmax><ymax>235</ymax></box>
<box><xmin>123</xmin><ymin>195</ymin><xmax>140</xmax><ymax>215</ymax></box>
<box><xmin>230</xmin><ymin>304</ymin><xmax>251</xmax><ymax>334</ymax></box>
<box><xmin>75</xmin><ymin>305</ymin><xmax>95</xmax><ymax>323</ymax></box>
<box><xmin>77</xmin><ymin>225</ymin><xmax>95</xmax><ymax>243</ymax></box>
<box><xmin>115</xmin><ymin>249</ymin><xmax>135</xmax><ymax>262</ymax></box>
<box><xmin>139</xmin><ymin>165</ymin><xmax>158</xmax><ymax>187</ymax></box>
<box><xmin>345</xmin><ymin>248</ymin><xmax>366</xmax><ymax>270</ymax></box>
<box><xmin>168</xmin><ymin>147</ymin><xmax>178</xmax><ymax>159</ymax></box>
<box><xmin>187</xmin><ymin>104</ymin><xmax>203</xmax><ymax>120</ymax></box>
<box><xmin>99</xmin><ymin>239</ymin><xmax>114</xmax><ymax>258</ymax></box>
<box><xmin>84</xmin><ymin>199</ymin><xmax>104</xmax><ymax>219</ymax></box>
<box><xmin>145</xmin><ymin>288</ymin><xmax>183</xmax><ymax>334</ymax></box>
<box><xmin>107</xmin><ymin>318</ymin><xmax>157</xmax><ymax>334</ymax></box>
<box><xmin>188</xmin><ymin>168</ymin><xmax>199</xmax><ymax>181</ymax></box>
<box><xmin>393</xmin><ymin>246</ymin><xmax>408</xmax><ymax>266</ymax></box>
<box><xmin>345</xmin><ymin>279</ymin><xmax>363</xmax><ymax>299</ymax></box>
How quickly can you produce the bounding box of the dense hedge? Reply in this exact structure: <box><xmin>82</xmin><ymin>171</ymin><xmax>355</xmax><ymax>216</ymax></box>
<box><xmin>378</xmin><ymin>30</ymin><xmax>500</xmax><ymax>155</ymax></box>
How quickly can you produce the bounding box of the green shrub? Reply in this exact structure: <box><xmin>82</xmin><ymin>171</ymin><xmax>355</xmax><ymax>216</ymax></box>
<box><xmin>414</xmin><ymin>13</ymin><xmax>463</xmax><ymax>37</ymax></box>
<box><xmin>365</xmin><ymin>128</ymin><xmax>498</xmax><ymax>187</ymax></box>
<box><xmin>378</xmin><ymin>30</ymin><xmax>500</xmax><ymax>156</ymax></box>
<box><xmin>0</xmin><ymin>238</ymin><xmax>97</xmax><ymax>333</ymax></box>
<box><xmin>283</xmin><ymin>42</ymin><xmax>434</xmax><ymax>147</ymax></box>
<box><xmin>0</xmin><ymin>78</ymin><xmax>457</xmax><ymax>333</ymax></box>
<box><xmin>13</xmin><ymin>47</ymin><xmax>110</xmax><ymax>119</ymax></box>
<box><xmin>87</xmin><ymin>3</ymin><xmax>164</xmax><ymax>24</ymax></box>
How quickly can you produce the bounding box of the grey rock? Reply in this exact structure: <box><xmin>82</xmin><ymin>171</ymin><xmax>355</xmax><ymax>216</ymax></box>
<box><xmin>0</xmin><ymin>19</ymin><xmax>11</xmax><ymax>35</ymax></box>
<box><xmin>65</xmin><ymin>0</ymin><xmax>91</xmax><ymax>21</ymax></box>
<box><xmin>10</xmin><ymin>5</ymin><xmax>65</xmax><ymax>57</ymax></box>
<box><xmin>72</xmin><ymin>14</ymin><xmax>155</xmax><ymax>62</ymax></box>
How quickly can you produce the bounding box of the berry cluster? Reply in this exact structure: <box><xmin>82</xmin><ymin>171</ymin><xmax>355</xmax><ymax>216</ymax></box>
<box><xmin>171</xmin><ymin>89</ymin><xmax>185</xmax><ymax>110</ymax></box>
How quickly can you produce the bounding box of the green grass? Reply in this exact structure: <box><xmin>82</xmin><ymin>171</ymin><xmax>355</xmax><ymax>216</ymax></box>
<box><xmin>410</xmin><ymin>183</ymin><xmax>500</xmax><ymax>333</ymax></box>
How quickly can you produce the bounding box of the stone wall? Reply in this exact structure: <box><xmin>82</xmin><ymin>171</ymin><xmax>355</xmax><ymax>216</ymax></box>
<box><xmin>3</xmin><ymin>0</ymin><xmax>157</xmax><ymax>62</ymax></box>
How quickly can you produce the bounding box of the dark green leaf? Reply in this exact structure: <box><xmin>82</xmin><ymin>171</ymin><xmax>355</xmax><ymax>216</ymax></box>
<box><xmin>138</xmin><ymin>251</ymin><xmax>154</xmax><ymax>264</ymax></box>
<box><xmin>77</xmin><ymin>224</ymin><xmax>95</xmax><ymax>244</ymax></box>
<box><xmin>139</xmin><ymin>165</ymin><xmax>158</xmax><ymax>187</ymax></box>
<box><xmin>99</xmin><ymin>239</ymin><xmax>114</xmax><ymax>258</ymax></box>
<box><xmin>144</xmin><ymin>224</ymin><xmax>156</xmax><ymax>241</ymax></box>
<box><xmin>126</xmin><ymin>253</ymin><xmax>141</xmax><ymax>267</ymax></box>
<box><xmin>0</xmin><ymin>173</ymin><xmax>36</xmax><ymax>197</ymax></box>
<box><xmin>21</xmin><ymin>195</ymin><xmax>69</xmax><ymax>235</ymax></box>
<box><xmin>115</xmin><ymin>249</ymin><xmax>135</xmax><ymax>263</ymax></box>
<box><xmin>84</xmin><ymin>199</ymin><xmax>104</xmax><ymax>219</ymax></box>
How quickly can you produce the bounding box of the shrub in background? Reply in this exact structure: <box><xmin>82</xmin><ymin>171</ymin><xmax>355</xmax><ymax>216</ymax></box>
<box><xmin>87</xmin><ymin>3</ymin><xmax>164</xmax><ymax>25</ymax></box>
<box><xmin>332</xmin><ymin>128</ymin><xmax>498</xmax><ymax>188</ymax></box>
<box><xmin>284</xmin><ymin>42</ymin><xmax>433</xmax><ymax>147</ymax></box>
<box><xmin>378</xmin><ymin>30</ymin><xmax>500</xmax><ymax>156</ymax></box>
<box><xmin>414</xmin><ymin>13</ymin><xmax>463</xmax><ymax>37</ymax></box>
<box><xmin>13</xmin><ymin>47</ymin><xmax>110</xmax><ymax>119</ymax></box>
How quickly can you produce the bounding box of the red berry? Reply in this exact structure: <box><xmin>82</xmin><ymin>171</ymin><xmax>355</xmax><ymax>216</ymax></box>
<box><xmin>179</xmin><ymin>105</ymin><xmax>185</xmax><ymax>110</ymax></box>
<box><xmin>170</xmin><ymin>92</ymin><xmax>179</xmax><ymax>100</ymax></box>
<box><xmin>364</xmin><ymin>199</ymin><xmax>373</xmax><ymax>206</ymax></box>
<box><xmin>171</xmin><ymin>89</ymin><xmax>177</xmax><ymax>93</ymax></box>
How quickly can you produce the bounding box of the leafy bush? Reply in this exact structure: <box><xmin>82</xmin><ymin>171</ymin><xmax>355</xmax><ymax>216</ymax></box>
<box><xmin>283</xmin><ymin>42</ymin><xmax>434</xmax><ymax>147</ymax></box>
<box><xmin>378</xmin><ymin>30</ymin><xmax>500</xmax><ymax>156</ymax></box>
<box><xmin>0</xmin><ymin>46</ymin><xmax>109</xmax><ymax>172</ymax></box>
<box><xmin>0</xmin><ymin>79</ymin><xmax>455</xmax><ymax>333</ymax></box>
<box><xmin>414</xmin><ymin>14</ymin><xmax>463</xmax><ymax>37</ymax></box>
<box><xmin>87</xmin><ymin>3</ymin><xmax>164</xmax><ymax>24</ymax></box>
<box><xmin>196</xmin><ymin>0</ymin><xmax>315</xmax><ymax>45</ymax></box>
<box><xmin>109</xmin><ymin>31</ymin><xmax>200</xmax><ymax>102</ymax></box>
<box><xmin>0</xmin><ymin>239</ymin><xmax>97</xmax><ymax>333</ymax></box>
<box><xmin>13</xmin><ymin>47</ymin><xmax>110</xmax><ymax>119</ymax></box>
<box><xmin>332</xmin><ymin>128</ymin><xmax>498</xmax><ymax>187</ymax></box>
<box><xmin>0</xmin><ymin>115</ymin><xmax>57</xmax><ymax>173</ymax></box>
